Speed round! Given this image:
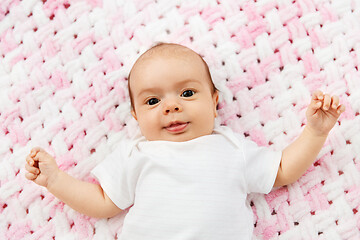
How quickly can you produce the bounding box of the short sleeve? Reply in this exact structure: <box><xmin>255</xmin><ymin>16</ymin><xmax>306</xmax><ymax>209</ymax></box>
<box><xmin>242</xmin><ymin>138</ymin><xmax>282</xmax><ymax>194</ymax></box>
<box><xmin>91</xmin><ymin>142</ymin><xmax>137</xmax><ymax>210</ymax></box>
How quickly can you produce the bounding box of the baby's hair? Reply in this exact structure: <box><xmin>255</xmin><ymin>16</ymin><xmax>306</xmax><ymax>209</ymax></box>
<box><xmin>127</xmin><ymin>42</ymin><xmax>217</xmax><ymax>110</ymax></box>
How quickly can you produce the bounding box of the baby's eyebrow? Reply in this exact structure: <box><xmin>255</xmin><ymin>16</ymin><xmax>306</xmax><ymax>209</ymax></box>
<box><xmin>137</xmin><ymin>87</ymin><xmax>160</xmax><ymax>98</ymax></box>
<box><xmin>136</xmin><ymin>79</ymin><xmax>202</xmax><ymax>98</ymax></box>
<box><xmin>177</xmin><ymin>79</ymin><xmax>202</xmax><ymax>87</ymax></box>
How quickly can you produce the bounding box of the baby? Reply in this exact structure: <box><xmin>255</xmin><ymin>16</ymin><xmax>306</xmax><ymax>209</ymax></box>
<box><xmin>25</xmin><ymin>43</ymin><xmax>345</xmax><ymax>239</ymax></box>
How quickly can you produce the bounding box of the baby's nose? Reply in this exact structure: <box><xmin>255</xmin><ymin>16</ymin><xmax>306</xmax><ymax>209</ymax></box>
<box><xmin>163</xmin><ymin>101</ymin><xmax>182</xmax><ymax>114</ymax></box>
<box><xmin>165</xmin><ymin>107</ymin><xmax>179</xmax><ymax>113</ymax></box>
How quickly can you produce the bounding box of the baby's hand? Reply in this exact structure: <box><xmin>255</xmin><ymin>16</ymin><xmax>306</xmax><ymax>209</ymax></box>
<box><xmin>306</xmin><ymin>90</ymin><xmax>346</xmax><ymax>136</ymax></box>
<box><xmin>25</xmin><ymin>147</ymin><xmax>60</xmax><ymax>188</ymax></box>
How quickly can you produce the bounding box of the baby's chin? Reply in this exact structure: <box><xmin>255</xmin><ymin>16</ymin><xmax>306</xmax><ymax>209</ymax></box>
<box><xmin>145</xmin><ymin>131</ymin><xmax>211</xmax><ymax>142</ymax></box>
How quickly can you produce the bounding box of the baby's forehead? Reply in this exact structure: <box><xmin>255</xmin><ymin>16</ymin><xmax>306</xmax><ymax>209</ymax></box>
<box><xmin>136</xmin><ymin>44</ymin><xmax>199</xmax><ymax>65</ymax></box>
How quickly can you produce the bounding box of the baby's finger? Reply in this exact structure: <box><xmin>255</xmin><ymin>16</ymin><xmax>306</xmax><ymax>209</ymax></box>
<box><xmin>25</xmin><ymin>172</ymin><xmax>38</xmax><ymax>181</ymax></box>
<box><xmin>331</xmin><ymin>95</ymin><xmax>339</xmax><ymax>109</ymax></box>
<box><xmin>310</xmin><ymin>91</ymin><xmax>323</xmax><ymax>108</ymax></box>
<box><xmin>30</xmin><ymin>147</ymin><xmax>43</xmax><ymax>158</ymax></box>
<box><xmin>336</xmin><ymin>104</ymin><xmax>346</xmax><ymax>114</ymax></box>
<box><xmin>33</xmin><ymin>151</ymin><xmax>47</xmax><ymax>162</ymax></box>
<box><xmin>308</xmin><ymin>97</ymin><xmax>322</xmax><ymax>116</ymax></box>
<box><xmin>310</xmin><ymin>98</ymin><xmax>322</xmax><ymax>111</ymax></box>
<box><xmin>312</xmin><ymin>90</ymin><xmax>324</xmax><ymax>101</ymax></box>
<box><xmin>27</xmin><ymin>155</ymin><xmax>39</xmax><ymax>169</ymax></box>
<box><xmin>32</xmin><ymin>148</ymin><xmax>47</xmax><ymax>161</ymax></box>
<box><xmin>25</xmin><ymin>162</ymin><xmax>40</xmax><ymax>175</ymax></box>
<box><xmin>26</xmin><ymin>155</ymin><xmax>34</xmax><ymax>166</ymax></box>
<box><xmin>323</xmin><ymin>94</ymin><xmax>331</xmax><ymax>110</ymax></box>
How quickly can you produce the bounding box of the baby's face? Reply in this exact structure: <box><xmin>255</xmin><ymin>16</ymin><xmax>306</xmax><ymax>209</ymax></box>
<box><xmin>130</xmin><ymin>51</ymin><xmax>218</xmax><ymax>142</ymax></box>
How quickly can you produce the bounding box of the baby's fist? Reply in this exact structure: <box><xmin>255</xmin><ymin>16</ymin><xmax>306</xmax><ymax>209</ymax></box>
<box><xmin>25</xmin><ymin>147</ymin><xmax>59</xmax><ymax>188</ymax></box>
<box><xmin>306</xmin><ymin>90</ymin><xmax>345</xmax><ymax>136</ymax></box>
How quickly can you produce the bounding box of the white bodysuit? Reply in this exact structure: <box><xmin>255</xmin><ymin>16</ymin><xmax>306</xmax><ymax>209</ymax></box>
<box><xmin>91</xmin><ymin>126</ymin><xmax>281</xmax><ymax>240</ymax></box>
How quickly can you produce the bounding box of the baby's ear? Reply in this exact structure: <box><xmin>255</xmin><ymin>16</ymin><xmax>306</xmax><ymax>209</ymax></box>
<box><xmin>131</xmin><ymin>109</ymin><xmax>137</xmax><ymax>120</ymax></box>
<box><xmin>212</xmin><ymin>91</ymin><xmax>219</xmax><ymax>117</ymax></box>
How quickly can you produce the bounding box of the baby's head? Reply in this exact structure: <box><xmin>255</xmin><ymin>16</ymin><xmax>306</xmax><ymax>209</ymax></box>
<box><xmin>128</xmin><ymin>43</ymin><xmax>218</xmax><ymax>142</ymax></box>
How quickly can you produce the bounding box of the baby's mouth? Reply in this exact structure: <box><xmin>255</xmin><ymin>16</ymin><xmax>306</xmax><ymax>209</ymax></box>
<box><xmin>164</xmin><ymin>121</ymin><xmax>189</xmax><ymax>133</ymax></box>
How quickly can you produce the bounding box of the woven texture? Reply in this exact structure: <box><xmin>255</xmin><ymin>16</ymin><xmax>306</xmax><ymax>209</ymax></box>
<box><xmin>1</xmin><ymin>0</ymin><xmax>359</xmax><ymax>239</ymax></box>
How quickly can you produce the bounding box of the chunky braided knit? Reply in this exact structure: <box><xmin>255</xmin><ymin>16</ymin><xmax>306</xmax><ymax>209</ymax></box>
<box><xmin>0</xmin><ymin>0</ymin><xmax>359</xmax><ymax>239</ymax></box>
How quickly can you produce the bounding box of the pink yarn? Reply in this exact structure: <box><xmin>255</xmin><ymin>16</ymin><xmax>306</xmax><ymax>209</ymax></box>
<box><xmin>1</xmin><ymin>0</ymin><xmax>359</xmax><ymax>239</ymax></box>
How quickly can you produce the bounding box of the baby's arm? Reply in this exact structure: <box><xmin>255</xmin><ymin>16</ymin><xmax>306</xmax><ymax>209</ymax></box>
<box><xmin>274</xmin><ymin>91</ymin><xmax>346</xmax><ymax>187</ymax></box>
<box><xmin>25</xmin><ymin>148</ymin><xmax>122</xmax><ymax>218</ymax></box>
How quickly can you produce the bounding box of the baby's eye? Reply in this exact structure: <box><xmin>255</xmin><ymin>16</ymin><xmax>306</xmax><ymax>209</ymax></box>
<box><xmin>181</xmin><ymin>90</ymin><xmax>195</xmax><ymax>98</ymax></box>
<box><xmin>146</xmin><ymin>98</ymin><xmax>160</xmax><ymax>105</ymax></box>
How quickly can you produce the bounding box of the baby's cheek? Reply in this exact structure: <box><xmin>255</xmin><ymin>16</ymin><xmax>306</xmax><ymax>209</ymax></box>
<box><xmin>139</xmin><ymin>114</ymin><xmax>162</xmax><ymax>140</ymax></box>
<box><xmin>193</xmin><ymin>106</ymin><xmax>215</xmax><ymax>127</ymax></box>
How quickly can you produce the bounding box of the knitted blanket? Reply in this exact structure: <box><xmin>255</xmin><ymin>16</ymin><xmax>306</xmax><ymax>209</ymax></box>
<box><xmin>1</xmin><ymin>0</ymin><xmax>359</xmax><ymax>239</ymax></box>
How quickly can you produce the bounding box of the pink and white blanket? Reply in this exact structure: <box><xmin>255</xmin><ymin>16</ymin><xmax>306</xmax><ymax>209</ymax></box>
<box><xmin>1</xmin><ymin>0</ymin><xmax>359</xmax><ymax>239</ymax></box>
